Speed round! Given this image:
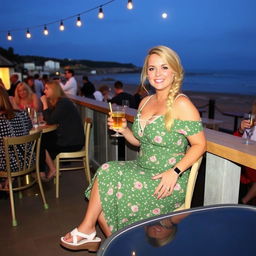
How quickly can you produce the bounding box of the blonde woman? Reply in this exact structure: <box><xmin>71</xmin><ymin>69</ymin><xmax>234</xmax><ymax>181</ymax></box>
<box><xmin>13</xmin><ymin>82</ymin><xmax>39</xmax><ymax>111</ymax></box>
<box><xmin>60</xmin><ymin>46</ymin><xmax>206</xmax><ymax>252</ymax></box>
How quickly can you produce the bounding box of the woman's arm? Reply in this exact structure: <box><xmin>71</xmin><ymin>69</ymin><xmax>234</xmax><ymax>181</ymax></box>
<box><xmin>153</xmin><ymin>96</ymin><xmax>206</xmax><ymax>199</ymax></box>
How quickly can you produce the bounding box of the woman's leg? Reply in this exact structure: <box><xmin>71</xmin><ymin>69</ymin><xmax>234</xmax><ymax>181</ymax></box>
<box><xmin>64</xmin><ymin>178</ymin><xmax>102</xmax><ymax>241</ymax></box>
<box><xmin>45</xmin><ymin>150</ymin><xmax>56</xmax><ymax>178</ymax></box>
<box><xmin>242</xmin><ymin>182</ymin><xmax>256</xmax><ymax>204</ymax></box>
<box><xmin>98</xmin><ymin>212</ymin><xmax>112</xmax><ymax>237</ymax></box>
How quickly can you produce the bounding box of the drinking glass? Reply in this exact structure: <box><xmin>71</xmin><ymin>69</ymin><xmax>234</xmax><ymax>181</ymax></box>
<box><xmin>243</xmin><ymin>113</ymin><xmax>255</xmax><ymax>144</ymax></box>
<box><xmin>122</xmin><ymin>99</ymin><xmax>129</xmax><ymax>109</ymax></box>
<box><xmin>37</xmin><ymin>112</ymin><xmax>46</xmax><ymax>126</ymax></box>
<box><xmin>111</xmin><ymin>105</ymin><xmax>125</xmax><ymax>137</ymax></box>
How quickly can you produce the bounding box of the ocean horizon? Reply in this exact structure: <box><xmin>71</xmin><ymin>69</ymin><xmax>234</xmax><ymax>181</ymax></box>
<box><xmin>88</xmin><ymin>70</ymin><xmax>256</xmax><ymax>96</ymax></box>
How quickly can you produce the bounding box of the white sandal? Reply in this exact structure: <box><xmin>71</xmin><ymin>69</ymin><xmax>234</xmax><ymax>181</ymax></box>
<box><xmin>60</xmin><ymin>228</ymin><xmax>101</xmax><ymax>252</ymax></box>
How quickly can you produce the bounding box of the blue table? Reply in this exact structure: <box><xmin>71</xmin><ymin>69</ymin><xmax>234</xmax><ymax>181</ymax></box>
<box><xmin>98</xmin><ymin>205</ymin><xmax>256</xmax><ymax>256</ymax></box>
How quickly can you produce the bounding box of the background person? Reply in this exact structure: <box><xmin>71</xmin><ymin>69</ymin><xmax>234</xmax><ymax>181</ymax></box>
<box><xmin>81</xmin><ymin>76</ymin><xmax>96</xmax><ymax>99</ymax></box>
<box><xmin>60</xmin><ymin>69</ymin><xmax>77</xmax><ymax>96</ymax></box>
<box><xmin>133</xmin><ymin>83</ymin><xmax>150</xmax><ymax>109</ymax></box>
<box><xmin>110</xmin><ymin>80</ymin><xmax>135</xmax><ymax>108</ymax></box>
<box><xmin>60</xmin><ymin>45</ymin><xmax>206</xmax><ymax>252</ymax></box>
<box><xmin>40</xmin><ymin>80</ymin><xmax>84</xmax><ymax>179</ymax></box>
<box><xmin>0</xmin><ymin>87</ymin><xmax>32</xmax><ymax>189</ymax></box>
<box><xmin>12</xmin><ymin>82</ymin><xmax>39</xmax><ymax>111</ymax></box>
<box><xmin>234</xmin><ymin>101</ymin><xmax>256</xmax><ymax>204</ymax></box>
<box><xmin>7</xmin><ymin>74</ymin><xmax>20</xmax><ymax>96</ymax></box>
<box><xmin>99</xmin><ymin>85</ymin><xmax>112</xmax><ymax>102</ymax></box>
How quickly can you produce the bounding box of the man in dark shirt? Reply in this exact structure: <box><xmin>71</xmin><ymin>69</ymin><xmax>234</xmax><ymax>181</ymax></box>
<box><xmin>7</xmin><ymin>74</ymin><xmax>20</xmax><ymax>96</ymax></box>
<box><xmin>81</xmin><ymin>76</ymin><xmax>96</xmax><ymax>99</ymax></box>
<box><xmin>110</xmin><ymin>81</ymin><xmax>135</xmax><ymax>108</ymax></box>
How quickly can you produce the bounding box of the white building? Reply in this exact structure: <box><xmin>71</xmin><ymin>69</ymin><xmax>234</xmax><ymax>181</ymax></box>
<box><xmin>24</xmin><ymin>62</ymin><xmax>35</xmax><ymax>70</ymax></box>
<box><xmin>44</xmin><ymin>60</ymin><xmax>60</xmax><ymax>71</ymax></box>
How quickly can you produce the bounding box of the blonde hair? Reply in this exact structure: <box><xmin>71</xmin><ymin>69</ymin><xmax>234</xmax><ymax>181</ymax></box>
<box><xmin>141</xmin><ymin>46</ymin><xmax>184</xmax><ymax>130</ymax></box>
<box><xmin>14</xmin><ymin>82</ymin><xmax>34</xmax><ymax>106</ymax></box>
<box><xmin>45</xmin><ymin>80</ymin><xmax>66</xmax><ymax>107</ymax></box>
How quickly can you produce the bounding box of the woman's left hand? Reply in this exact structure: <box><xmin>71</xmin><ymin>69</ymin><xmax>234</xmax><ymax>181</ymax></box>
<box><xmin>152</xmin><ymin>170</ymin><xmax>179</xmax><ymax>199</ymax></box>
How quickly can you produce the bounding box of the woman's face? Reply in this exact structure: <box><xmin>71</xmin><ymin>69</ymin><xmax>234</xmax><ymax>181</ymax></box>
<box><xmin>18</xmin><ymin>86</ymin><xmax>28</xmax><ymax>99</ymax></box>
<box><xmin>44</xmin><ymin>84</ymin><xmax>54</xmax><ymax>98</ymax></box>
<box><xmin>146</xmin><ymin>225</ymin><xmax>173</xmax><ymax>239</ymax></box>
<box><xmin>147</xmin><ymin>54</ymin><xmax>175</xmax><ymax>92</ymax></box>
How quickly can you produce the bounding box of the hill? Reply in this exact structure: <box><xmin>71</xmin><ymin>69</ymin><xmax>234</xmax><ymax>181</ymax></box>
<box><xmin>0</xmin><ymin>47</ymin><xmax>137</xmax><ymax>69</ymax></box>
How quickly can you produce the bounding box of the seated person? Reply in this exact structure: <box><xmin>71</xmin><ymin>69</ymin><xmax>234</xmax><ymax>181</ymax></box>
<box><xmin>12</xmin><ymin>82</ymin><xmax>39</xmax><ymax>112</ymax></box>
<box><xmin>133</xmin><ymin>83</ymin><xmax>150</xmax><ymax>109</ymax></box>
<box><xmin>0</xmin><ymin>87</ymin><xmax>32</xmax><ymax>189</ymax></box>
<box><xmin>234</xmin><ymin>101</ymin><xmax>256</xmax><ymax>204</ymax></box>
<box><xmin>40</xmin><ymin>80</ymin><xmax>85</xmax><ymax>179</ymax></box>
<box><xmin>110</xmin><ymin>81</ymin><xmax>135</xmax><ymax>108</ymax></box>
<box><xmin>60</xmin><ymin>45</ymin><xmax>206</xmax><ymax>252</ymax></box>
<box><xmin>81</xmin><ymin>76</ymin><xmax>96</xmax><ymax>99</ymax></box>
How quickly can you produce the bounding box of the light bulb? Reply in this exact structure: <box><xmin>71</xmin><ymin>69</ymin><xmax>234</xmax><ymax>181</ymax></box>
<box><xmin>98</xmin><ymin>7</ymin><xmax>104</xmax><ymax>19</ymax></box>
<box><xmin>127</xmin><ymin>0</ymin><xmax>133</xmax><ymax>10</ymax></box>
<box><xmin>162</xmin><ymin>12</ymin><xmax>168</xmax><ymax>19</ymax></box>
<box><xmin>59</xmin><ymin>20</ymin><xmax>65</xmax><ymax>31</ymax></box>
<box><xmin>76</xmin><ymin>16</ymin><xmax>82</xmax><ymax>27</ymax></box>
<box><xmin>7</xmin><ymin>32</ymin><xmax>12</xmax><ymax>41</ymax></box>
<box><xmin>43</xmin><ymin>25</ymin><xmax>49</xmax><ymax>35</ymax></box>
<box><xmin>26</xmin><ymin>29</ymin><xmax>31</xmax><ymax>39</ymax></box>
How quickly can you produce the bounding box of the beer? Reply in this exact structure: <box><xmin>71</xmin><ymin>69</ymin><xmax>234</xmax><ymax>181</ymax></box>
<box><xmin>112</xmin><ymin>111</ymin><xmax>125</xmax><ymax>129</ymax></box>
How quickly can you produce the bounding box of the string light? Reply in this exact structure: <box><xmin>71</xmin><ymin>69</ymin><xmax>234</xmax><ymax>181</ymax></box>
<box><xmin>59</xmin><ymin>20</ymin><xmax>65</xmax><ymax>31</ymax></box>
<box><xmin>98</xmin><ymin>6</ymin><xmax>104</xmax><ymax>19</ymax></box>
<box><xmin>26</xmin><ymin>29</ymin><xmax>31</xmax><ymax>39</ymax></box>
<box><xmin>127</xmin><ymin>0</ymin><xmax>133</xmax><ymax>10</ymax></box>
<box><xmin>0</xmin><ymin>0</ymin><xmax>135</xmax><ymax>41</ymax></box>
<box><xmin>43</xmin><ymin>25</ymin><xmax>49</xmax><ymax>35</ymax></box>
<box><xmin>76</xmin><ymin>16</ymin><xmax>82</xmax><ymax>27</ymax></box>
<box><xmin>7</xmin><ymin>31</ymin><xmax>12</xmax><ymax>41</ymax></box>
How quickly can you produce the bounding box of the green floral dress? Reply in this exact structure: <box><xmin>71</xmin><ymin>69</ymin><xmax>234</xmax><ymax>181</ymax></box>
<box><xmin>85</xmin><ymin>106</ymin><xmax>203</xmax><ymax>233</ymax></box>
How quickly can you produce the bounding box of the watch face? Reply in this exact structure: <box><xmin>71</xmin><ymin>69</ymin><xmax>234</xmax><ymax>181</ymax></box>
<box><xmin>174</xmin><ymin>167</ymin><xmax>181</xmax><ymax>175</ymax></box>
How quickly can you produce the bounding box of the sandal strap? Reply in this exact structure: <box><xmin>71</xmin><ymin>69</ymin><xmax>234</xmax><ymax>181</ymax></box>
<box><xmin>70</xmin><ymin>228</ymin><xmax>96</xmax><ymax>244</ymax></box>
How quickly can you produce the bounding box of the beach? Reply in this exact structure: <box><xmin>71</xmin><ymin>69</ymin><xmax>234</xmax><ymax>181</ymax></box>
<box><xmin>95</xmin><ymin>81</ymin><xmax>254</xmax><ymax>132</ymax></box>
<box><xmin>76</xmin><ymin>74</ymin><xmax>255</xmax><ymax>132</ymax></box>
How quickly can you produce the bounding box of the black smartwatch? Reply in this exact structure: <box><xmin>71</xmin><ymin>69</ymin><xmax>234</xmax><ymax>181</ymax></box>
<box><xmin>173</xmin><ymin>167</ymin><xmax>182</xmax><ymax>176</ymax></box>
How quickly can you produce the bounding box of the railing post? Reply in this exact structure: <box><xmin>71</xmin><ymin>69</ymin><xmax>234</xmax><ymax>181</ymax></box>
<box><xmin>208</xmin><ymin>99</ymin><xmax>215</xmax><ymax>119</ymax></box>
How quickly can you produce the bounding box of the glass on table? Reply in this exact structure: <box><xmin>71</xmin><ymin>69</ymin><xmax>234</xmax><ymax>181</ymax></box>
<box><xmin>243</xmin><ymin>113</ymin><xmax>255</xmax><ymax>144</ymax></box>
<box><xmin>122</xmin><ymin>99</ymin><xmax>129</xmax><ymax>109</ymax></box>
<box><xmin>37</xmin><ymin>112</ymin><xmax>46</xmax><ymax>126</ymax></box>
<box><xmin>111</xmin><ymin>105</ymin><xmax>125</xmax><ymax>137</ymax></box>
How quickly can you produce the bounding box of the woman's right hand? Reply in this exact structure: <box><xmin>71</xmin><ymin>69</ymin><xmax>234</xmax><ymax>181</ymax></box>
<box><xmin>240</xmin><ymin>119</ymin><xmax>251</xmax><ymax>131</ymax></box>
<box><xmin>107</xmin><ymin>112</ymin><xmax>127</xmax><ymax>133</ymax></box>
<box><xmin>40</xmin><ymin>95</ymin><xmax>48</xmax><ymax>110</ymax></box>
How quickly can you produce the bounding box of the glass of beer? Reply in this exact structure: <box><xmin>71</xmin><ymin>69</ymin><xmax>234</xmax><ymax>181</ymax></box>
<box><xmin>243</xmin><ymin>113</ymin><xmax>255</xmax><ymax>144</ymax></box>
<box><xmin>111</xmin><ymin>105</ymin><xmax>125</xmax><ymax>137</ymax></box>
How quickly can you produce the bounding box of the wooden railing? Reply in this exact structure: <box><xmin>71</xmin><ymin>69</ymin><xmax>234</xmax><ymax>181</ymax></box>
<box><xmin>69</xmin><ymin>95</ymin><xmax>256</xmax><ymax>206</ymax></box>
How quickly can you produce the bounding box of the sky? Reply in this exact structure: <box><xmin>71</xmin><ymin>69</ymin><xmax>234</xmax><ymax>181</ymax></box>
<box><xmin>0</xmin><ymin>0</ymin><xmax>256</xmax><ymax>71</ymax></box>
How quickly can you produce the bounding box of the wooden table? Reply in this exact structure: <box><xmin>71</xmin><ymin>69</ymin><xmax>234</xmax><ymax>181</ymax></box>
<box><xmin>30</xmin><ymin>124</ymin><xmax>58</xmax><ymax>134</ymax></box>
<box><xmin>204</xmin><ymin>128</ymin><xmax>256</xmax><ymax>205</ymax></box>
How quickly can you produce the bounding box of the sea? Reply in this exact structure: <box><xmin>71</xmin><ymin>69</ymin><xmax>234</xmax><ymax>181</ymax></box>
<box><xmin>89</xmin><ymin>70</ymin><xmax>256</xmax><ymax>96</ymax></box>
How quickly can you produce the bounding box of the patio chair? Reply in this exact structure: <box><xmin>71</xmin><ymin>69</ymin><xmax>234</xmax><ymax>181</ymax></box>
<box><xmin>55</xmin><ymin>118</ymin><xmax>92</xmax><ymax>198</ymax></box>
<box><xmin>174</xmin><ymin>156</ymin><xmax>203</xmax><ymax>211</ymax></box>
<box><xmin>0</xmin><ymin>131</ymin><xmax>48</xmax><ymax>226</ymax></box>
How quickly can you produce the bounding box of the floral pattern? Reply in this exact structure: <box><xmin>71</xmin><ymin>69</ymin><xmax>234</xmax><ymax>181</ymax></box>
<box><xmin>85</xmin><ymin>111</ymin><xmax>203</xmax><ymax>233</ymax></box>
